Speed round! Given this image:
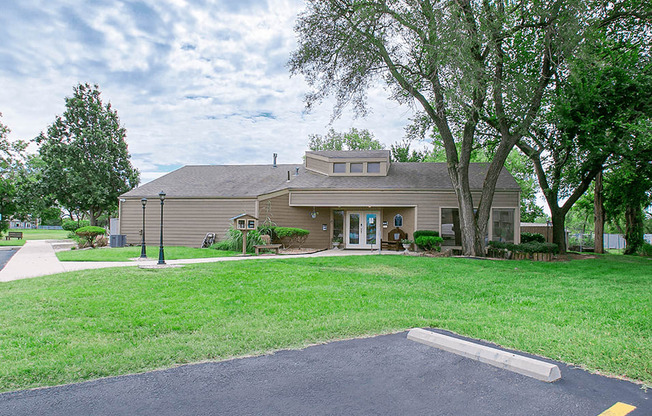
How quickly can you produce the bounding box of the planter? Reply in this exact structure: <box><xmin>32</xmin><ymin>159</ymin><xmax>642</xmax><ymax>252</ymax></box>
<box><xmin>332</xmin><ymin>242</ymin><xmax>341</xmax><ymax>249</ymax></box>
<box><xmin>402</xmin><ymin>243</ymin><xmax>411</xmax><ymax>251</ymax></box>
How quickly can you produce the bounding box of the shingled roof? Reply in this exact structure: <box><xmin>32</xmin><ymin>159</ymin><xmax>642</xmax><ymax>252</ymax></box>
<box><xmin>121</xmin><ymin>162</ymin><xmax>520</xmax><ymax>199</ymax></box>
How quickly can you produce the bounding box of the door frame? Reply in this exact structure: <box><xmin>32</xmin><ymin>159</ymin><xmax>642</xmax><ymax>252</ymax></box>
<box><xmin>345</xmin><ymin>210</ymin><xmax>381</xmax><ymax>249</ymax></box>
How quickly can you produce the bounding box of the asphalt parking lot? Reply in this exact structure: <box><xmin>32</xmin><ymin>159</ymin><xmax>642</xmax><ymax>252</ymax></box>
<box><xmin>0</xmin><ymin>247</ymin><xmax>18</xmax><ymax>271</ymax></box>
<box><xmin>0</xmin><ymin>330</ymin><xmax>648</xmax><ymax>416</ymax></box>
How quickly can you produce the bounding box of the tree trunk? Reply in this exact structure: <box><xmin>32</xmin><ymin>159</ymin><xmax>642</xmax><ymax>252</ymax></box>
<box><xmin>551</xmin><ymin>208</ymin><xmax>567</xmax><ymax>254</ymax></box>
<box><xmin>89</xmin><ymin>211</ymin><xmax>97</xmax><ymax>226</ymax></box>
<box><xmin>594</xmin><ymin>170</ymin><xmax>604</xmax><ymax>254</ymax></box>
<box><xmin>624</xmin><ymin>204</ymin><xmax>643</xmax><ymax>255</ymax></box>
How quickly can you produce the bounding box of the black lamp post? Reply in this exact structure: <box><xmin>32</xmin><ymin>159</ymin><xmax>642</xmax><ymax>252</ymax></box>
<box><xmin>140</xmin><ymin>198</ymin><xmax>147</xmax><ymax>258</ymax></box>
<box><xmin>158</xmin><ymin>191</ymin><xmax>166</xmax><ymax>265</ymax></box>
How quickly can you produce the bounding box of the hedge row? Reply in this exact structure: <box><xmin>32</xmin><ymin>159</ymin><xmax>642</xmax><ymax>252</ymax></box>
<box><xmin>521</xmin><ymin>232</ymin><xmax>545</xmax><ymax>244</ymax></box>
<box><xmin>413</xmin><ymin>230</ymin><xmax>439</xmax><ymax>239</ymax></box>
<box><xmin>488</xmin><ymin>240</ymin><xmax>559</xmax><ymax>255</ymax></box>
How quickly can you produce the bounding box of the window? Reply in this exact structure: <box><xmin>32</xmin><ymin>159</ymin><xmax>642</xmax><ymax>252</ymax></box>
<box><xmin>492</xmin><ymin>208</ymin><xmax>515</xmax><ymax>243</ymax></box>
<box><xmin>394</xmin><ymin>214</ymin><xmax>403</xmax><ymax>227</ymax></box>
<box><xmin>441</xmin><ymin>208</ymin><xmax>461</xmax><ymax>246</ymax></box>
<box><xmin>367</xmin><ymin>162</ymin><xmax>380</xmax><ymax>173</ymax></box>
<box><xmin>350</xmin><ymin>163</ymin><xmax>363</xmax><ymax>173</ymax></box>
<box><xmin>333</xmin><ymin>210</ymin><xmax>344</xmax><ymax>242</ymax></box>
<box><xmin>333</xmin><ymin>163</ymin><xmax>346</xmax><ymax>173</ymax></box>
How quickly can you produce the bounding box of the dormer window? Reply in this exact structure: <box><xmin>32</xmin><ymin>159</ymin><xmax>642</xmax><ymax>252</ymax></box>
<box><xmin>367</xmin><ymin>162</ymin><xmax>380</xmax><ymax>173</ymax></box>
<box><xmin>350</xmin><ymin>163</ymin><xmax>363</xmax><ymax>173</ymax></box>
<box><xmin>333</xmin><ymin>163</ymin><xmax>346</xmax><ymax>173</ymax></box>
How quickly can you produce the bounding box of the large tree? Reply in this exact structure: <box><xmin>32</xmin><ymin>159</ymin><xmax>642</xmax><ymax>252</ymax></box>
<box><xmin>0</xmin><ymin>113</ymin><xmax>28</xmax><ymax>234</ymax></box>
<box><xmin>518</xmin><ymin>32</ymin><xmax>652</xmax><ymax>252</ymax></box>
<box><xmin>36</xmin><ymin>84</ymin><xmax>140</xmax><ymax>226</ymax></box>
<box><xmin>290</xmin><ymin>0</ymin><xmax>590</xmax><ymax>255</ymax></box>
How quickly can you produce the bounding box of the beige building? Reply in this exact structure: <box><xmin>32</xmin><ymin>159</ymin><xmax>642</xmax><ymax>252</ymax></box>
<box><xmin>118</xmin><ymin>150</ymin><xmax>521</xmax><ymax>249</ymax></box>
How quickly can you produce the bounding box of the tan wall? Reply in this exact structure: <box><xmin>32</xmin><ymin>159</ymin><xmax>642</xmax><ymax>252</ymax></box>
<box><xmin>290</xmin><ymin>190</ymin><xmax>520</xmax><ymax>242</ymax></box>
<box><xmin>119</xmin><ymin>198</ymin><xmax>256</xmax><ymax>247</ymax></box>
<box><xmin>258</xmin><ymin>193</ymin><xmax>330</xmax><ymax>249</ymax></box>
<box><xmin>381</xmin><ymin>208</ymin><xmax>416</xmax><ymax>241</ymax></box>
<box><xmin>305</xmin><ymin>156</ymin><xmax>330</xmax><ymax>175</ymax></box>
<box><xmin>521</xmin><ymin>225</ymin><xmax>553</xmax><ymax>243</ymax></box>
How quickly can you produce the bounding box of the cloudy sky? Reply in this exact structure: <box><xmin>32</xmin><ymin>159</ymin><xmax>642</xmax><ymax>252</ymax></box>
<box><xmin>0</xmin><ymin>0</ymin><xmax>422</xmax><ymax>184</ymax></box>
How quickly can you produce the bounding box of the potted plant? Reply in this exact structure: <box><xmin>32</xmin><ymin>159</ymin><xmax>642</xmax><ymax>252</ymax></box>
<box><xmin>401</xmin><ymin>239</ymin><xmax>412</xmax><ymax>251</ymax></box>
<box><xmin>332</xmin><ymin>236</ymin><xmax>342</xmax><ymax>249</ymax></box>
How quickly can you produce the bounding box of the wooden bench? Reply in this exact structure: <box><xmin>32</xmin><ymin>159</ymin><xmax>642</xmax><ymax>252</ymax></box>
<box><xmin>254</xmin><ymin>235</ymin><xmax>282</xmax><ymax>255</ymax></box>
<box><xmin>6</xmin><ymin>231</ymin><xmax>23</xmax><ymax>240</ymax></box>
<box><xmin>254</xmin><ymin>243</ymin><xmax>282</xmax><ymax>255</ymax></box>
<box><xmin>381</xmin><ymin>228</ymin><xmax>407</xmax><ymax>251</ymax></box>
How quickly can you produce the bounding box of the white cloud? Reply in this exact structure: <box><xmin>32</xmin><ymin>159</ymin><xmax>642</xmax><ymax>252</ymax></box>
<box><xmin>0</xmin><ymin>0</ymin><xmax>416</xmax><ymax>184</ymax></box>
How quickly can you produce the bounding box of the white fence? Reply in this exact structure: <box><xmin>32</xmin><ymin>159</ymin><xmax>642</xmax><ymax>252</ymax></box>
<box><xmin>569</xmin><ymin>233</ymin><xmax>652</xmax><ymax>250</ymax></box>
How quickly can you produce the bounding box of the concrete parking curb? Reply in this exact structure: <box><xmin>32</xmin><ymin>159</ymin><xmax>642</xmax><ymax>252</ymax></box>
<box><xmin>407</xmin><ymin>328</ymin><xmax>561</xmax><ymax>383</ymax></box>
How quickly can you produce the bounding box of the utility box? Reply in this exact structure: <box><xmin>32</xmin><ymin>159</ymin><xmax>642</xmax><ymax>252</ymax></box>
<box><xmin>110</xmin><ymin>234</ymin><xmax>127</xmax><ymax>248</ymax></box>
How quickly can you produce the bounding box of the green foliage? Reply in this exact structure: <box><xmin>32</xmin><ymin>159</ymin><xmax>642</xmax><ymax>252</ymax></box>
<box><xmin>638</xmin><ymin>243</ymin><xmax>652</xmax><ymax>257</ymax></box>
<box><xmin>213</xmin><ymin>226</ymin><xmax>264</xmax><ymax>253</ymax></box>
<box><xmin>62</xmin><ymin>219</ymin><xmax>90</xmax><ymax>232</ymax></box>
<box><xmin>308</xmin><ymin>128</ymin><xmax>383</xmax><ymax>151</ymax></box>
<box><xmin>488</xmin><ymin>241</ymin><xmax>560</xmax><ymax>256</ymax></box>
<box><xmin>521</xmin><ymin>232</ymin><xmax>545</xmax><ymax>244</ymax></box>
<box><xmin>390</xmin><ymin>139</ymin><xmax>429</xmax><ymax>162</ymax></box>
<box><xmin>0</xmin><ymin>113</ymin><xmax>28</xmax><ymax>234</ymax></box>
<box><xmin>257</xmin><ymin>224</ymin><xmax>277</xmax><ymax>241</ymax></box>
<box><xmin>35</xmin><ymin>83</ymin><xmax>140</xmax><ymax>226</ymax></box>
<box><xmin>415</xmin><ymin>236</ymin><xmax>443</xmax><ymax>252</ymax></box>
<box><xmin>275</xmin><ymin>227</ymin><xmax>310</xmax><ymax>248</ymax></box>
<box><xmin>75</xmin><ymin>226</ymin><xmax>107</xmax><ymax>248</ymax></box>
<box><xmin>413</xmin><ymin>230</ymin><xmax>440</xmax><ymax>239</ymax></box>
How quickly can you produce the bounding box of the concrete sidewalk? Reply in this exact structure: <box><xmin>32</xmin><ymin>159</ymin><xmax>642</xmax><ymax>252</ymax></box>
<box><xmin>0</xmin><ymin>241</ymin><xmax>396</xmax><ymax>283</ymax></box>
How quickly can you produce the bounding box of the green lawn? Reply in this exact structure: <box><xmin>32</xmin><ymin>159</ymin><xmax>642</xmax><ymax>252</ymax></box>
<box><xmin>0</xmin><ymin>255</ymin><xmax>650</xmax><ymax>392</ymax></box>
<box><xmin>0</xmin><ymin>229</ymin><xmax>71</xmax><ymax>246</ymax></box>
<box><xmin>56</xmin><ymin>246</ymin><xmax>241</xmax><ymax>261</ymax></box>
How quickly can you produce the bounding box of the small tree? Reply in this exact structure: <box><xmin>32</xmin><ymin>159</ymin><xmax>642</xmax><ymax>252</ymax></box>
<box><xmin>75</xmin><ymin>226</ymin><xmax>107</xmax><ymax>248</ymax></box>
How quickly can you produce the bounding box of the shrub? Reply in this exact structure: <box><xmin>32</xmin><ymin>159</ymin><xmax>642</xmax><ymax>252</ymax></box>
<box><xmin>257</xmin><ymin>224</ymin><xmax>278</xmax><ymax>241</ymax></box>
<box><xmin>62</xmin><ymin>219</ymin><xmax>90</xmax><ymax>232</ymax></box>
<box><xmin>94</xmin><ymin>235</ymin><xmax>108</xmax><ymax>248</ymax></box>
<box><xmin>413</xmin><ymin>230</ymin><xmax>439</xmax><ymax>239</ymax></box>
<box><xmin>487</xmin><ymin>240</ymin><xmax>559</xmax><ymax>258</ymax></box>
<box><xmin>275</xmin><ymin>227</ymin><xmax>310</xmax><ymax>248</ymax></box>
<box><xmin>638</xmin><ymin>242</ymin><xmax>652</xmax><ymax>257</ymax></box>
<box><xmin>75</xmin><ymin>226</ymin><xmax>107</xmax><ymax>248</ymax></box>
<box><xmin>213</xmin><ymin>226</ymin><xmax>263</xmax><ymax>253</ymax></box>
<box><xmin>415</xmin><ymin>235</ymin><xmax>443</xmax><ymax>252</ymax></box>
<box><xmin>521</xmin><ymin>232</ymin><xmax>545</xmax><ymax>244</ymax></box>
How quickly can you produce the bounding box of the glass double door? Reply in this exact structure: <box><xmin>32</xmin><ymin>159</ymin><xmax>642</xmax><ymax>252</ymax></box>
<box><xmin>345</xmin><ymin>211</ymin><xmax>380</xmax><ymax>249</ymax></box>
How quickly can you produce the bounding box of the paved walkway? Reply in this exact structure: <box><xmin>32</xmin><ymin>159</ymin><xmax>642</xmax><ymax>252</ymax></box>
<box><xmin>0</xmin><ymin>241</ymin><xmax>397</xmax><ymax>282</ymax></box>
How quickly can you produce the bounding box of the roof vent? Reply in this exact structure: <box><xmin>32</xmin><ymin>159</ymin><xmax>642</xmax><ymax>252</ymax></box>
<box><xmin>294</xmin><ymin>167</ymin><xmax>299</xmax><ymax>176</ymax></box>
<box><xmin>287</xmin><ymin>171</ymin><xmax>290</xmax><ymax>181</ymax></box>
<box><xmin>273</xmin><ymin>153</ymin><xmax>278</xmax><ymax>168</ymax></box>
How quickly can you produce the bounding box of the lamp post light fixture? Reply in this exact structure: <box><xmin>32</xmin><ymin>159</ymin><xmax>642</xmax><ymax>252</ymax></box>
<box><xmin>140</xmin><ymin>198</ymin><xmax>147</xmax><ymax>258</ymax></box>
<box><xmin>158</xmin><ymin>191</ymin><xmax>166</xmax><ymax>265</ymax></box>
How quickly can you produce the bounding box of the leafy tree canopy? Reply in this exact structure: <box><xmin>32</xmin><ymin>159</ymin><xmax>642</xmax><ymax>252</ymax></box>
<box><xmin>36</xmin><ymin>83</ymin><xmax>140</xmax><ymax>226</ymax></box>
<box><xmin>291</xmin><ymin>0</ymin><xmax>593</xmax><ymax>255</ymax></box>
<box><xmin>308</xmin><ymin>128</ymin><xmax>384</xmax><ymax>151</ymax></box>
<box><xmin>0</xmin><ymin>113</ymin><xmax>28</xmax><ymax>234</ymax></box>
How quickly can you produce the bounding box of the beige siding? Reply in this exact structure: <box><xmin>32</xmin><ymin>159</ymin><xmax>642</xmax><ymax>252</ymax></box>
<box><xmin>381</xmin><ymin>208</ymin><xmax>416</xmax><ymax>241</ymax></box>
<box><xmin>289</xmin><ymin>190</ymin><xmax>519</xmax><ymax>236</ymax></box>
<box><xmin>305</xmin><ymin>155</ymin><xmax>330</xmax><ymax>175</ymax></box>
<box><xmin>258</xmin><ymin>193</ymin><xmax>330</xmax><ymax>249</ymax></box>
<box><xmin>119</xmin><ymin>198</ymin><xmax>256</xmax><ymax>247</ymax></box>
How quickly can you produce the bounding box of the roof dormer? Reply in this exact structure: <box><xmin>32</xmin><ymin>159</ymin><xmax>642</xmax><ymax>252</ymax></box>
<box><xmin>304</xmin><ymin>150</ymin><xmax>390</xmax><ymax>177</ymax></box>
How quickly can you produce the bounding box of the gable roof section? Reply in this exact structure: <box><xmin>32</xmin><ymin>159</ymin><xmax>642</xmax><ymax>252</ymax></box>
<box><xmin>121</xmin><ymin>162</ymin><xmax>520</xmax><ymax>199</ymax></box>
